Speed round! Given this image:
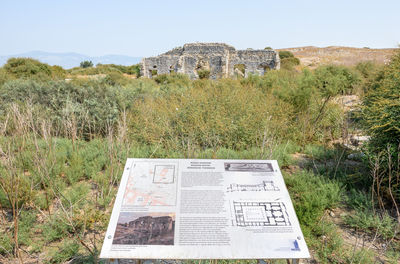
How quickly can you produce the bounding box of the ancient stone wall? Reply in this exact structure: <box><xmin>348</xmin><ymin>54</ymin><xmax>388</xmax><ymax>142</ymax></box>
<box><xmin>141</xmin><ymin>43</ymin><xmax>280</xmax><ymax>79</ymax></box>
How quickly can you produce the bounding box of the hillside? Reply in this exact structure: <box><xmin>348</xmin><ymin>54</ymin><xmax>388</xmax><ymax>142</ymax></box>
<box><xmin>277</xmin><ymin>46</ymin><xmax>396</xmax><ymax>67</ymax></box>
<box><xmin>0</xmin><ymin>51</ymin><xmax>142</xmax><ymax>69</ymax></box>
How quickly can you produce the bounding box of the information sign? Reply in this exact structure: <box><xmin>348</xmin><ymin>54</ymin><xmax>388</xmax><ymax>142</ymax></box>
<box><xmin>100</xmin><ymin>159</ymin><xmax>310</xmax><ymax>260</ymax></box>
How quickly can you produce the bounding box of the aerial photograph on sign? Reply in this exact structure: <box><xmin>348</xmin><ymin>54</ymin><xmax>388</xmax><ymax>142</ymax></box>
<box><xmin>113</xmin><ymin>212</ymin><xmax>175</xmax><ymax>245</ymax></box>
<box><xmin>224</xmin><ymin>162</ymin><xmax>274</xmax><ymax>172</ymax></box>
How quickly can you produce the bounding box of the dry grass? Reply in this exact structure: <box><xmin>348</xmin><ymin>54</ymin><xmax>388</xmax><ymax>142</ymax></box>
<box><xmin>277</xmin><ymin>46</ymin><xmax>396</xmax><ymax>68</ymax></box>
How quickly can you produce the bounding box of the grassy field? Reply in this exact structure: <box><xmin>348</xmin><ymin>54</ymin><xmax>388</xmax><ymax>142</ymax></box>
<box><xmin>0</xmin><ymin>52</ymin><xmax>399</xmax><ymax>263</ymax></box>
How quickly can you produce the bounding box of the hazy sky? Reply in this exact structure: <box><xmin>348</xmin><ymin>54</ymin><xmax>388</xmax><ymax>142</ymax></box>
<box><xmin>1</xmin><ymin>0</ymin><xmax>399</xmax><ymax>57</ymax></box>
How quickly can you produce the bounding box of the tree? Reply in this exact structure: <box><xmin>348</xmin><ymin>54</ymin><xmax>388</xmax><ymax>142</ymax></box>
<box><xmin>80</xmin><ymin>60</ymin><xmax>93</xmax><ymax>68</ymax></box>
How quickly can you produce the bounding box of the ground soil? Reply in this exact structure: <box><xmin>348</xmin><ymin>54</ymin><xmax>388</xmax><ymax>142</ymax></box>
<box><xmin>277</xmin><ymin>46</ymin><xmax>396</xmax><ymax>68</ymax></box>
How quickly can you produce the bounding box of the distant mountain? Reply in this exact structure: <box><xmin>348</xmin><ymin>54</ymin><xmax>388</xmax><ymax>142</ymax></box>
<box><xmin>0</xmin><ymin>51</ymin><xmax>142</xmax><ymax>69</ymax></box>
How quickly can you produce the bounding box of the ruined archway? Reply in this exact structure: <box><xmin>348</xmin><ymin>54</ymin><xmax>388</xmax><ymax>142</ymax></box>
<box><xmin>195</xmin><ymin>59</ymin><xmax>210</xmax><ymax>79</ymax></box>
<box><xmin>234</xmin><ymin>64</ymin><xmax>246</xmax><ymax>78</ymax></box>
<box><xmin>257</xmin><ymin>63</ymin><xmax>271</xmax><ymax>75</ymax></box>
<box><xmin>149</xmin><ymin>65</ymin><xmax>158</xmax><ymax>77</ymax></box>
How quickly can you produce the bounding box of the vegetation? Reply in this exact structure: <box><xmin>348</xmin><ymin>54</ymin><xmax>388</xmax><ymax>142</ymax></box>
<box><xmin>80</xmin><ymin>60</ymin><xmax>93</xmax><ymax>68</ymax></box>
<box><xmin>0</xmin><ymin>50</ymin><xmax>399</xmax><ymax>263</ymax></box>
<box><xmin>278</xmin><ymin>50</ymin><xmax>300</xmax><ymax>70</ymax></box>
<box><xmin>197</xmin><ymin>69</ymin><xmax>211</xmax><ymax>79</ymax></box>
<box><xmin>361</xmin><ymin>50</ymin><xmax>400</xmax><ymax>214</ymax></box>
<box><xmin>69</xmin><ymin>63</ymin><xmax>140</xmax><ymax>77</ymax></box>
<box><xmin>3</xmin><ymin>58</ymin><xmax>66</xmax><ymax>81</ymax></box>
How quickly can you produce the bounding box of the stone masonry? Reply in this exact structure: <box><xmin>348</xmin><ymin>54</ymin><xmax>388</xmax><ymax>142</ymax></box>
<box><xmin>141</xmin><ymin>43</ymin><xmax>280</xmax><ymax>79</ymax></box>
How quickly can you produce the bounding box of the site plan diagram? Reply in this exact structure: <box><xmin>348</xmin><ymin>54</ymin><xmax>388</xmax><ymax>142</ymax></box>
<box><xmin>227</xmin><ymin>180</ymin><xmax>280</xmax><ymax>192</ymax></box>
<box><xmin>101</xmin><ymin>159</ymin><xmax>310</xmax><ymax>260</ymax></box>
<box><xmin>233</xmin><ymin>201</ymin><xmax>291</xmax><ymax>227</ymax></box>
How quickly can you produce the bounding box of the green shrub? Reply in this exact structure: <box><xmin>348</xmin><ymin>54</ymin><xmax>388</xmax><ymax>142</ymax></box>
<box><xmin>279</xmin><ymin>51</ymin><xmax>300</xmax><ymax>70</ymax></box>
<box><xmin>42</xmin><ymin>214</ymin><xmax>74</xmax><ymax>242</ymax></box>
<box><xmin>0</xmin><ymin>68</ymin><xmax>12</xmax><ymax>86</ymax></box>
<box><xmin>47</xmin><ymin>239</ymin><xmax>80</xmax><ymax>264</ymax></box>
<box><xmin>314</xmin><ymin>65</ymin><xmax>360</xmax><ymax>96</ymax></box>
<box><xmin>362</xmin><ymin>50</ymin><xmax>400</xmax><ymax>150</ymax></box>
<box><xmin>362</xmin><ymin>49</ymin><xmax>400</xmax><ymax>204</ymax></box>
<box><xmin>279</xmin><ymin>50</ymin><xmax>295</xmax><ymax>59</ymax></box>
<box><xmin>355</xmin><ymin>61</ymin><xmax>382</xmax><ymax>82</ymax></box>
<box><xmin>51</xmin><ymin>65</ymin><xmax>67</xmax><ymax>79</ymax></box>
<box><xmin>281</xmin><ymin>57</ymin><xmax>300</xmax><ymax>69</ymax></box>
<box><xmin>128</xmin><ymin>79</ymin><xmax>290</xmax><ymax>150</ymax></box>
<box><xmin>285</xmin><ymin>170</ymin><xmax>342</xmax><ymax>225</ymax></box>
<box><xmin>343</xmin><ymin>211</ymin><xmax>397</xmax><ymax>240</ymax></box>
<box><xmin>0</xmin><ymin>80</ymin><xmax>123</xmax><ymax>137</ymax></box>
<box><xmin>12</xmin><ymin>210</ymin><xmax>37</xmax><ymax>249</ymax></box>
<box><xmin>197</xmin><ymin>69</ymin><xmax>210</xmax><ymax>79</ymax></box>
<box><xmin>153</xmin><ymin>74</ymin><xmax>169</xmax><ymax>84</ymax></box>
<box><xmin>103</xmin><ymin>72</ymin><xmax>128</xmax><ymax>86</ymax></box>
<box><xmin>3</xmin><ymin>57</ymin><xmax>53</xmax><ymax>81</ymax></box>
<box><xmin>61</xmin><ymin>182</ymin><xmax>90</xmax><ymax>209</ymax></box>
<box><xmin>0</xmin><ymin>234</ymin><xmax>12</xmax><ymax>255</ymax></box>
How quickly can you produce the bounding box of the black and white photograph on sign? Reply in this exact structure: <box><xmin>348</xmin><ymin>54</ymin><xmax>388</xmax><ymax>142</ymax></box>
<box><xmin>113</xmin><ymin>212</ymin><xmax>175</xmax><ymax>245</ymax></box>
<box><xmin>224</xmin><ymin>162</ymin><xmax>273</xmax><ymax>172</ymax></box>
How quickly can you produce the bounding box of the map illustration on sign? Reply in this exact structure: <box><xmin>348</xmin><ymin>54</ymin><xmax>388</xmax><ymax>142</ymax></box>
<box><xmin>153</xmin><ymin>165</ymin><xmax>175</xmax><ymax>184</ymax></box>
<box><xmin>122</xmin><ymin>161</ymin><xmax>178</xmax><ymax>206</ymax></box>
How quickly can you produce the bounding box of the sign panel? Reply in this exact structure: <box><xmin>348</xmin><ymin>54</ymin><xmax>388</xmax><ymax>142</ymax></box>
<box><xmin>100</xmin><ymin>159</ymin><xmax>310</xmax><ymax>259</ymax></box>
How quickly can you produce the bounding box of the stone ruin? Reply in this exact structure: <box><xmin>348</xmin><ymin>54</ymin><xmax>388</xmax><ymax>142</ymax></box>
<box><xmin>141</xmin><ymin>43</ymin><xmax>280</xmax><ymax>79</ymax></box>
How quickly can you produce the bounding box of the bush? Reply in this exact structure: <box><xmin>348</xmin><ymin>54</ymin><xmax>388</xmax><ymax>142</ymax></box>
<box><xmin>3</xmin><ymin>58</ymin><xmax>53</xmax><ymax>81</ymax></box>
<box><xmin>362</xmin><ymin>50</ymin><xmax>400</xmax><ymax>150</ymax></box>
<box><xmin>0</xmin><ymin>80</ymin><xmax>124</xmax><ymax>137</ymax></box>
<box><xmin>47</xmin><ymin>239</ymin><xmax>80</xmax><ymax>263</ymax></box>
<box><xmin>314</xmin><ymin>65</ymin><xmax>360</xmax><ymax>95</ymax></box>
<box><xmin>0</xmin><ymin>68</ymin><xmax>12</xmax><ymax>86</ymax></box>
<box><xmin>355</xmin><ymin>61</ymin><xmax>382</xmax><ymax>81</ymax></box>
<box><xmin>279</xmin><ymin>50</ymin><xmax>295</xmax><ymax>59</ymax></box>
<box><xmin>42</xmin><ymin>214</ymin><xmax>74</xmax><ymax>242</ymax></box>
<box><xmin>285</xmin><ymin>170</ymin><xmax>342</xmax><ymax>225</ymax></box>
<box><xmin>103</xmin><ymin>71</ymin><xmax>129</xmax><ymax>86</ymax></box>
<box><xmin>361</xmin><ymin>50</ymin><xmax>400</xmax><ymax>205</ymax></box>
<box><xmin>279</xmin><ymin>51</ymin><xmax>300</xmax><ymax>70</ymax></box>
<box><xmin>197</xmin><ymin>69</ymin><xmax>210</xmax><ymax>79</ymax></box>
<box><xmin>128</xmin><ymin>79</ymin><xmax>291</xmax><ymax>150</ymax></box>
<box><xmin>280</xmin><ymin>57</ymin><xmax>300</xmax><ymax>69</ymax></box>
<box><xmin>69</xmin><ymin>63</ymin><xmax>140</xmax><ymax>77</ymax></box>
